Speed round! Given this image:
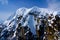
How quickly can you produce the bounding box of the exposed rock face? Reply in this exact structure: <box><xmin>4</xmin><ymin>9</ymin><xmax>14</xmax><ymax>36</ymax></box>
<box><xmin>0</xmin><ymin>7</ymin><xmax>60</xmax><ymax>40</ymax></box>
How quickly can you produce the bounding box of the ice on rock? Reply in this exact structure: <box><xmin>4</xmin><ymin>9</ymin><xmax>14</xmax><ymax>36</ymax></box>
<box><xmin>28</xmin><ymin>15</ymin><xmax>36</xmax><ymax>35</ymax></box>
<box><xmin>16</xmin><ymin>7</ymin><xmax>28</xmax><ymax>17</ymax></box>
<box><xmin>0</xmin><ymin>7</ymin><xmax>60</xmax><ymax>40</ymax></box>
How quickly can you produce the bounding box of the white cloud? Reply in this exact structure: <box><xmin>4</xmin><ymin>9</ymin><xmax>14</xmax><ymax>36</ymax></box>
<box><xmin>47</xmin><ymin>0</ymin><xmax>60</xmax><ymax>11</ymax></box>
<box><xmin>0</xmin><ymin>0</ymin><xmax>8</xmax><ymax>5</ymax></box>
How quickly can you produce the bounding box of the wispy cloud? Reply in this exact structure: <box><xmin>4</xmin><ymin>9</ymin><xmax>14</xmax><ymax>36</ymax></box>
<box><xmin>47</xmin><ymin>0</ymin><xmax>60</xmax><ymax>10</ymax></box>
<box><xmin>0</xmin><ymin>0</ymin><xmax>8</xmax><ymax>5</ymax></box>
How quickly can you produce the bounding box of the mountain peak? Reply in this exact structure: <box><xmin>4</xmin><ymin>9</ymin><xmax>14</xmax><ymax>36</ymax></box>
<box><xmin>0</xmin><ymin>7</ymin><xmax>60</xmax><ymax>40</ymax></box>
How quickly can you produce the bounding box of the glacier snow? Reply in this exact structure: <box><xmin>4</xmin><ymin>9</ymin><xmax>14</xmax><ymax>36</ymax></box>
<box><xmin>0</xmin><ymin>7</ymin><xmax>60</xmax><ymax>40</ymax></box>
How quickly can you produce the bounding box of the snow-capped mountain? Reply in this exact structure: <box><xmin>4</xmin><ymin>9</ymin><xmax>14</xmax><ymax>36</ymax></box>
<box><xmin>3</xmin><ymin>7</ymin><xmax>58</xmax><ymax>31</ymax></box>
<box><xmin>0</xmin><ymin>7</ymin><xmax>60</xmax><ymax>40</ymax></box>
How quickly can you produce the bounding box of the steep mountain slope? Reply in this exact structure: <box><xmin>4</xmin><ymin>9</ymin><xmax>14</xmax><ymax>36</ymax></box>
<box><xmin>0</xmin><ymin>7</ymin><xmax>60</xmax><ymax>40</ymax></box>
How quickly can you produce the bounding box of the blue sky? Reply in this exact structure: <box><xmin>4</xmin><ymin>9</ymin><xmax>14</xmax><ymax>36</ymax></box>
<box><xmin>0</xmin><ymin>0</ymin><xmax>60</xmax><ymax>21</ymax></box>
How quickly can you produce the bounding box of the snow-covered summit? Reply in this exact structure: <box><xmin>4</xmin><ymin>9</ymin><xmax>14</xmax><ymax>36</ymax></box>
<box><xmin>3</xmin><ymin>7</ymin><xmax>58</xmax><ymax>25</ymax></box>
<box><xmin>3</xmin><ymin>7</ymin><xmax>59</xmax><ymax>34</ymax></box>
<box><xmin>1</xmin><ymin>7</ymin><xmax>60</xmax><ymax>40</ymax></box>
